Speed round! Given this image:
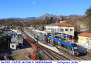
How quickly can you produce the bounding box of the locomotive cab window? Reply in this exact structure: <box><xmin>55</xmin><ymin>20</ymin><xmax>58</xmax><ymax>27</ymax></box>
<box><xmin>74</xmin><ymin>47</ymin><xmax>77</xmax><ymax>49</ymax></box>
<box><xmin>71</xmin><ymin>44</ymin><xmax>78</xmax><ymax>51</ymax></box>
<box><xmin>74</xmin><ymin>47</ymin><xmax>78</xmax><ymax>51</ymax></box>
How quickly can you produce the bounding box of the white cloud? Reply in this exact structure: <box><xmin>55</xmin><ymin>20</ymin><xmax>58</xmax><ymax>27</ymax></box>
<box><xmin>33</xmin><ymin>1</ymin><xmax>36</xmax><ymax>5</ymax></box>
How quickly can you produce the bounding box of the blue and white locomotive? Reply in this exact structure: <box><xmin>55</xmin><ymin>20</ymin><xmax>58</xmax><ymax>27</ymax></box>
<box><xmin>44</xmin><ymin>36</ymin><xmax>79</xmax><ymax>55</ymax></box>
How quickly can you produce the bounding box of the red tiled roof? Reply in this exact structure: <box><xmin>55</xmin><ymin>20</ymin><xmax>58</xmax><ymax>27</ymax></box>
<box><xmin>58</xmin><ymin>22</ymin><xmax>73</xmax><ymax>26</ymax></box>
<box><xmin>45</xmin><ymin>22</ymin><xmax>73</xmax><ymax>27</ymax></box>
<box><xmin>78</xmin><ymin>32</ymin><xmax>91</xmax><ymax>37</ymax></box>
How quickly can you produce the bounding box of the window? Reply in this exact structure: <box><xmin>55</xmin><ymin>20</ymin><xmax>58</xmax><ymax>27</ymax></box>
<box><xmin>48</xmin><ymin>28</ymin><xmax>50</xmax><ymax>30</ymax></box>
<box><xmin>61</xmin><ymin>44</ymin><xmax>64</xmax><ymax>47</ymax></box>
<box><xmin>70</xmin><ymin>29</ymin><xmax>73</xmax><ymax>31</ymax></box>
<box><xmin>12</xmin><ymin>45</ymin><xmax>14</xmax><ymax>48</ymax></box>
<box><xmin>17</xmin><ymin>34</ymin><xmax>23</xmax><ymax>40</ymax></box>
<box><xmin>60</xmin><ymin>29</ymin><xmax>64</xmax><ymax>32</ymax></box>
<box><xmin>65</xmin><ymin>29</ymin><xmax>68</xmax><ymax>31</ymax></box>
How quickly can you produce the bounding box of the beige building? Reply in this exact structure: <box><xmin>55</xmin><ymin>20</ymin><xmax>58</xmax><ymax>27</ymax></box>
<box><xmin>78</xmin><ymin>33</ymin><xmax>91</xmax><ymax>49</ymax></box>
<box><xmin>45</xmin><ymin>21</ymin><xmax>74</xmax><ymax>36</ymax></box>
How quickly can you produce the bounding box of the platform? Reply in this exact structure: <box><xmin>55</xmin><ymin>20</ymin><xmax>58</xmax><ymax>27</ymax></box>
<box><xmin>38</xmin><ymin>41</ymin><xmax>62</xmax><ymax>54</ymax></box>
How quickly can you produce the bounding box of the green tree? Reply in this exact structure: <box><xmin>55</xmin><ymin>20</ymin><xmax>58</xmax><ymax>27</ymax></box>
<box><xmin>86</xmin><ymin>7</ymin><xmax>91</xmax><ymax>17</ymax></box>
<box><xmin>85</xmin><ymin>7</ymin><xmax>91</xmax><ymax>32</ymax></box>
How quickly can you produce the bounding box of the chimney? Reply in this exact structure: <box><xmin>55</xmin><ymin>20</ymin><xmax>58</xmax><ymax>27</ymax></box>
<box><xmin>60</xmin><ymin>21</ymin><xmax>66</xmax><ymax>23</ymax></box>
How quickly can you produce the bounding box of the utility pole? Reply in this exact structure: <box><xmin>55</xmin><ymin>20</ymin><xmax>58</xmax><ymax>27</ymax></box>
<box><xmin>72</xmin><ymin>36</ymin><xmax>74</xmax><ymax>43</ymax></box>
<box><xmin>61</xmin><ymin>32</ymin><xmax>63</xmax><ymax>39</ymax></box>
<box><xmin>66</xmin><ymin>34</ymin><xmax>67</xmax><ymax>42</ymax></box>
<box><xmin>51</xmin><ymin>29</ymin><xmax>55</xmax><ymax>46</ymax></box>
<box><xmin>33</xmin><ymin>28</ymin><xmax>35</xmax><ymax>38</ymax></box>
<box><xmin>39</xmin><ymin>33</ymin><xmax>42</xmax><ymax>41</ymax></box>
<box><xmin>60</xmin><ymin>28</ymin><xmax>63</xmax><ymax>40</ymax></box>
<box><xmin>87</xmin><ymin>38</ymin><xmax>89</xmax><ymax>51</ymax></box>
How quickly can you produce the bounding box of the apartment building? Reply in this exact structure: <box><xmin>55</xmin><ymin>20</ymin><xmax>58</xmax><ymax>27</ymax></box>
<box><xmin>45</xmin><ymin>21</ymin><xmax>74</xmax><ymax>36</ymax></box>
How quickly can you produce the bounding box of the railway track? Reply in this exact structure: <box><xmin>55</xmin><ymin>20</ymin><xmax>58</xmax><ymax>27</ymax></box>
<box><xmin>58</xmin><ymin>47</ymin><xmax>91</xmax><ymax>60</ymax></box>
<box><xmin>80</xmin><ymin>56</ymin><xmax>91</xmax><ymax>60</ymax></box>
<box><xmin>58</xmin><ymin>48</ymin><xmax>83</xmax><ymax>60</ymax></box>
<box><xmin>36</xmin><ymin>43</ymin><xmax>70</xmax><ymax>60</ymax></box>
<box><xmin>38</xmin><ymin>47</ymin><xmax>53</xmax><ymax>60</ymax></box>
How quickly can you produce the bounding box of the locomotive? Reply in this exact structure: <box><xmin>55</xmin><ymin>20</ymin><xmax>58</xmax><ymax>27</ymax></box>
<box><xmin>44</xmin><ymin>35</ymin><xmax>79</xmax><ymax>55</ymax></box>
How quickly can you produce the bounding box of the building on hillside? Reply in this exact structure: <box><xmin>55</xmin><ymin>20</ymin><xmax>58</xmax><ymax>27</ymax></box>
<box><xmin>76</xmin><ymin>21</ymin><xmax>89</xmax><ymax>32</ymax></box>
<box><xmin>45</xmin><ymin>21</ymin><xmax>74</xmax><ymax>36</ymax></box>
<box><xmin>78</xmin><ymin>32</ymin><xmax>91</xmax><ymax>49</ymax></box>
<box><xmin>0</xmin><ymin>25</ymin><xmax>4</xmax><ymax>33</ymax></box>
<box><xmin>79</xmin><ymin>23</ymin><xmax>89</xmax><ymax>32</ymax></box>
<box><xmin>0</xmin><ymin>25</ymin><xmax>4</xmax><ymax>29</ymax></box>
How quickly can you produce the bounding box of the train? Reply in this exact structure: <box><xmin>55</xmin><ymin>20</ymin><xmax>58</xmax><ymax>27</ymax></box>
<box><xmin>44</xmin><ymin>35</ymin><xmax>79</xmax><ymax>55</ymax></box>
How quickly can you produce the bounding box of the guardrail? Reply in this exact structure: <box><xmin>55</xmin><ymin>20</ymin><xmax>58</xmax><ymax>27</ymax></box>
<box><xmin>22</xmin><ymin>32</ymin><xmax>37</xmax><ymax>60</ymax></box>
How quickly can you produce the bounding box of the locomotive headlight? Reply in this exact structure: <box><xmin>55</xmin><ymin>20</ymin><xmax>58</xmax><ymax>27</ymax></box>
<box><xmin>74</xmin><ymin>47</ymin><xmax>77</xmax><ymax>49</ymax></box>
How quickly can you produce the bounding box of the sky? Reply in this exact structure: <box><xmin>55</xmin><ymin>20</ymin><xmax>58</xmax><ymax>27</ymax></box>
<box><xmin>0</xmin><ymin>0</ymin><xmax>91</xmax><ymax>18</ymax></box>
